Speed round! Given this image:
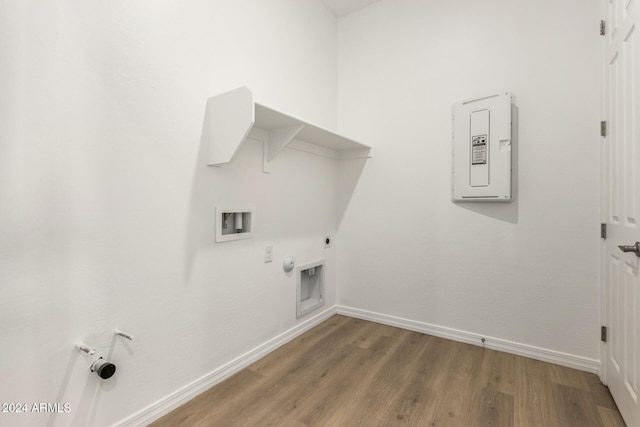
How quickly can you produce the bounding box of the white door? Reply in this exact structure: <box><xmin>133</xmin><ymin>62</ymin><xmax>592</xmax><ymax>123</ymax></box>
<box><xmin>602</xmin><ymin>0</ymin><xmax>640</xmax><ymax>425</ymax></box>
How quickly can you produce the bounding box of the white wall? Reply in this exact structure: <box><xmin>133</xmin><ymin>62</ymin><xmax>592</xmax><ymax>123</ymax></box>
<box><xmin>336</xmin><ymin>0</ymin><xmax>602</xmax><ymax>360</ymax></box>
<box><xmin>0</xmin><ymin>0</ymin><xmax>605</xmax><ymax>425</ymax></box>
<box><xmin>0</xmin><ymin>1</ymin><xmax>339</xmax><ymax>426</ymax></box>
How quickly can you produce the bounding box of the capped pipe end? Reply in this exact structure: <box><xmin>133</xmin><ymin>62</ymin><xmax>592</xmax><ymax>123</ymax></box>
<box><xmin>91</xmin><ymin>358</ymin><xmax>116</xmax><ymax>380</ymax></box>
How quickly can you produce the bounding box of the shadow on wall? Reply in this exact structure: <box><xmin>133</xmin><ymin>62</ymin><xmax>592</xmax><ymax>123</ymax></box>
<box><xmin>453</xmin><ymin>105</ymin><xmax>519</xmax><ymax>224</ymax></box>
<box><xmin>337</xmin><ymin>157</ymin><xmax>368</xmax><ymax>227</ymax></box>
<box><xmin>46</xmin><ymin>349</ymin><xmax>81</xmax><ymax>427</ymax></box>
<box><xmin>184</xmin><ymin>115</ymin><xmax>214</xmax><ymax>281</ymax></box>
<box><xmin>455</xmin><ymin>197</ymin><xmax>518</xmax><ymax>223</ymax></box>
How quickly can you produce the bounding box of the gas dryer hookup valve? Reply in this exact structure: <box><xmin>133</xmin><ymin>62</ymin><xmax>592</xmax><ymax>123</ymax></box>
<box><xmin>90</xmin><ymin>357</ymin><xmax>116</xmax><ymax>380</ymax></box>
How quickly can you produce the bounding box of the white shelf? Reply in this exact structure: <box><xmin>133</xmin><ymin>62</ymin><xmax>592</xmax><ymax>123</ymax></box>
<box><xmin>205</xmin><ymin>86</ymin><xmax>371</xmax><ymax>168</ymax></box>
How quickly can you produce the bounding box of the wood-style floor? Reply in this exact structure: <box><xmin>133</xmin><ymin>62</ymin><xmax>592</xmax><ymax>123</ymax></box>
<box><xmin>151</xmin><ymin>315</ymin><xmax>626</xmax><ymax>427</ymax></box>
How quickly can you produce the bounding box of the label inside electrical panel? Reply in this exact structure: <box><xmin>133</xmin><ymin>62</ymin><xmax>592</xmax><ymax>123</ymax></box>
<box><xmin>471</xmin><ymin>134</ymin><xmax>487</xmax><ymax>165</ymax></box>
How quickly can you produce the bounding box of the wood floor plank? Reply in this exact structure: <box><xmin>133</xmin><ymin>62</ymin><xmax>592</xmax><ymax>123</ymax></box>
<box><xmin>151</xmin><ymin>315</ymin><xmax>627</xmax><ymax>427</ymax></box>
<box><xmin>247</xmin><ymin>315</ymin><xmax>350</xmax><ymax>377</ymax></box>
<box><xmin>585</xmin><ymin>371</ymin><xmax>621</xmax><ymax>411</ymax></box>
<box><xmin>291</xmin><ymin>324</ymin><xmax>407</xmax><ymax>426</ymax></box>
<box><xmin>381</xmin><ymin>334</ymin><xmax>446</xmax><ymax>426</ymax></box>
<box><xmin>149</xmin><ymin>367</ymin><xmax>267</xmax><ymax>427</ymax></box>
<box><xmin>343</xmin><ymin>331</ymin><xmax>431</xmax><ymax>426</ymax></box>
<box><xmin>476</xmin><ymin>348</ymin><xmax>516</xmax><ymax>397</ymax></box>
<box><xmin>243</xmin><ymin>340</ymin><xmax>363</xmax><ymax>426</ymax></box>
<box><xmin>293</xmin><ymin>335</ymin><xmax>393</xmax><ymax>426</ymax></box>
<box><xmin>513</xmin><ymin>356</ymin><xmax>560</xmax><ymax>427</ymax></box>
<box><xmin>220</xmin><ymin>317</ymin><xmax>372</xmax><ymax>425</ymax></box>
<box><xmin>320</xmin><ymin>328</ymin><xmax>414</xmax><ymax>426</ymax></box>
<box><xmin>420</xmin><ymin>341</ymin><xmax>486</xmax><ymax>426</ymax></box>
<box><xmin>454</xmin><ymin>348</ymin><xmax>515</xmax><ymax>427</ymax></box>
<box><xmin>405</xmin><ymin>337</ymin><xmax>461</xmax><ymax>426</ymax></box>
<box><xmin>598</xmin><ymin>406</ymin><xmax>628</xmax><ymax>427</ymax></box>
<box><xmin>251</xmin><ymin>328</ymin><xmax>381</xmax><ymax>426</ymax></box>
<box><xmin>551</xmin><ymin>383</ymin><xmax>605</xmax><ymax>427</ymax></box>
<box><xmin>477</xmin><ymin>388</ymin><xmax>514</xmax><ymax>427</ymax></box>
<box><xmin>548</xmin><ymin>363</ymin><xmax>591</xmax><ymax>391</ymax></box>
<box><xmin>352</xmin><ymin>320</ymin><xmax>383</xmax><ymax>349</ymax></box>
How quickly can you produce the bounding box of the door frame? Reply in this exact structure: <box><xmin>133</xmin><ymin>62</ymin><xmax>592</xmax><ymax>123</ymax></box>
<box><xmin>599</xmin><ymin>0</ymin><xmax>607</xmax><ymax>386</ymax></box>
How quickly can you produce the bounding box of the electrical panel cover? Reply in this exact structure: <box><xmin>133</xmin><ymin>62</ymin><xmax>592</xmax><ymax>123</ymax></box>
<box><xmin>452</xmin><ymin>93</ymin><xmax>514</xmax><ymax>202</ymax></box>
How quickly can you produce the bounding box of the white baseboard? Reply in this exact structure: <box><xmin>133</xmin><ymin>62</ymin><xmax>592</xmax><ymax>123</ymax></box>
<box><xmin>335</xmin><ymin>305</ymin><xmax>600</xmax><ymax>374</ymax></box>
<box><xmin>115</xmin><ymin>304</ymin><xmax>600</xmax><ymax>426</ymax></box>
<box><xmin>113</xmin><ymin>306</ymin><xmax>337</xmax><ymax>427</ymax></box>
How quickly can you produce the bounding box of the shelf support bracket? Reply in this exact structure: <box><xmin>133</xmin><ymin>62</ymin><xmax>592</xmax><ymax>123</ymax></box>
<box><xmin>267</xmin><ymin>125</ymin><xmax>304</xmax><ymax>161</ymax></box>
<box><xmin>262</xmin><ymin>125</ymin><xmax>304</xmax><ymax>173</ymax></box>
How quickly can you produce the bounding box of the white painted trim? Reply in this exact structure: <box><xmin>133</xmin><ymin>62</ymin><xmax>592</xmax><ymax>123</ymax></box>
<box><xmin>113</xmin><ymin>306</ymin><xmax>337</xmax><ymax>427</ymax></box>
<box><xmin>335</xmin><ymin>305</ymin><xmax>601</xmax><ymax>374</ymax></box>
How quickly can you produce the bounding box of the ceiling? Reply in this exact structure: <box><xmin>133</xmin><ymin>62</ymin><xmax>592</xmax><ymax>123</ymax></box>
<box><xmin>320</xmin><ymin>0</ymin><xmax>380</xmax><ymax>17</ymax></box>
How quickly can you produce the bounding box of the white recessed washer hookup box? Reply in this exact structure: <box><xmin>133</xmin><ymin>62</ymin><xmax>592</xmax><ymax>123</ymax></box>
<box><xmin>452</xmin><ymin>93</ymin><xmax>515</xmax><ymax>202</ymax></box>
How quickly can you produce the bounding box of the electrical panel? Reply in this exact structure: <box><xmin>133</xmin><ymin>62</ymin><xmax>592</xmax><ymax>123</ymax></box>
<box><xmin>452</xmin><ymin>93</ymin><xmax>514</xmax><ymax>202</ymax></box>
